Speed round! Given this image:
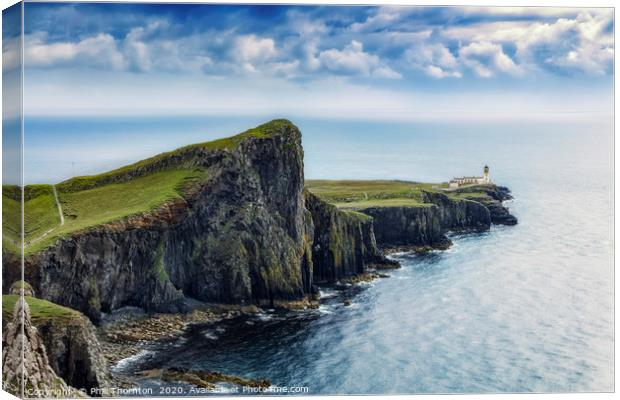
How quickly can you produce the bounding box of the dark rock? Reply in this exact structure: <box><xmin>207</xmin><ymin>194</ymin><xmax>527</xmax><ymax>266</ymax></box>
<box><xmin>16</xmin><ymin>121</ymin><xmax>315</xmax><ymax>322</ymax></box>
<box><xmin>421</xmin><ymin>191</ymin><xmax>491</xmax><ymax>232</ymax></box>
<box><xmin>360</xmin><ymin>205</ymin><xmax>451</xmax><ymax>250</ymax></box>
<box><xmin>305</xmin><ymin>191</ymin><xmax>392</xmax><ymax>282</ymax></box>
<box><xmin>2</xmin><ymin>297</ymin><xmax>84</xmax><ymax>398</ymax></box>
<box><xmin>36</xmin><ymin>313</ymin><xmax>112</xmax><ymax>395</ymax></box>
<box><xmin>450</xmin><ymin>185</ymin><xmax>518</xmax><ymax>226</ymax></box>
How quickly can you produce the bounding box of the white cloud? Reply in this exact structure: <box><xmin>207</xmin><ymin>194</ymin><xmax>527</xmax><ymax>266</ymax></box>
<box><xmin>2</xmin><ymin>36</ymin><xmax>21</xmax><ymax>72</ymax></box>
<box><xmin>350</xmin><ymin>6</ymin><xmax>404</xmax><ymax>32</ymax></box>
<box><xmin>233</xmin><ymin>34</ymin><xmax>277</xmax><ymax>63</ymax></box>
<box><xmin>15</xmin><ymin>7</ymin><xmax>614</xmax><ymax>82</ymax></box>
<box><xmin>405</xmin><ymin>43</ymin><xmax>462</xmax><ymax>79</ymax></box>
<box><xmin>459</xmin><ymin>41</ymin><xmax>521</xmax><ymax>78</ymax></box>
<box><xmin>25</xmin><ymin>32</ymin><xmax>124</xmax><ymax>70</ymax></box>
<box><xmin>318</xmin><ymin>40</ymin><xmax>401</xmax><ymax>78</ymax></box>
<box><xmin>442</xmin><ymin>10</ymin><xmax>613</xmax><ymax>76</ymax></box>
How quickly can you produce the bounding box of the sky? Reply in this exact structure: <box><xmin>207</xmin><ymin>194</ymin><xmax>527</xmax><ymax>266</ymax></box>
<box><xmin>2</xmin><ymin>3</ymin><xmax>614</xmax><ymax>122</ymax></box>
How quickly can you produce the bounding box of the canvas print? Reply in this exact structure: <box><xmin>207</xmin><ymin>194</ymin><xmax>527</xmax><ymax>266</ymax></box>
<box><xmin>1</xmin><ymin>2</ymin><xmax>614</xmax><ymax>398</ymax></box>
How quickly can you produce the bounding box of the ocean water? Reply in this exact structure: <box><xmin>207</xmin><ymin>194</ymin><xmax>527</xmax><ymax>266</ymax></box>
<box><xmin>25</xmin><ymin>117</ymin><xmax>613</xmax><ymax>393</ymax></box>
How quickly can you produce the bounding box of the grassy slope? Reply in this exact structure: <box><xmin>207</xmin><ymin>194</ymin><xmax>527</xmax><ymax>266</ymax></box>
<box><xmin>306</xmin><ymin>180</ymin><xmax>437</xmax><ymax>209</ymax></box>
<box><xmin>306</xmin><ymin>180</ymin><xmax>488</xmax><ymax>210</ymax></box>
<box><xmin>25</xmin><ymin>169</ymin><xmax>205</xmax><ymax>254</ymax></box>
<box><xmin>2</xmin><ymin>294</ymin><xmax>80</xmax><ymax>323</ymax></box>
<box><xmin>25</xmin><ymin>185</ymin><xmax>61</xmax><ymax>239</ymax></box>
<box><xmin>57</xmin><ymin>119</ymin><xmax>286</xmax><ymax>193</ymax></box>
<box><xmin>4</xmin><ymin>119</ymin><xmax>291</xmax><ymax>256</ymax></box>
<box><xmin>2</xmin><ymin>192</ymin><xmax>20</xmax><ymax>254</ymax></box>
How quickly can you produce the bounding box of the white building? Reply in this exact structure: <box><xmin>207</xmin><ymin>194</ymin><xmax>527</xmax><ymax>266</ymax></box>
<box><xmin>448</xmin><ymin>165</ymin><xmax>490</xmax><ymax>188</ymax></box>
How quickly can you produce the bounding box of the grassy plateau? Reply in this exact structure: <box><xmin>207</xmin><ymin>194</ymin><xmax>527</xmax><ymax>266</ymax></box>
<box><xmin>2</xmin><ymin>120</ymin><xmax>292</xmax><ymax>255</ymax></box>
<box><xmin>306</xmin><ymin>180</ymin><xmax>489</xmax><ymax>210</ymax></box>
<box><xmin>2</xmin><ymin>294</ymin><xmax>80</xmax><ymax>322</ymax></box>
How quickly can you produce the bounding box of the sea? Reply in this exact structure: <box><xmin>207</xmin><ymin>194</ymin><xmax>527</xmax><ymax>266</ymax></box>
<box><xmin>23</xmin><ymin>116</ymin><xmax>614</xmax><ymax>393</ymax></box>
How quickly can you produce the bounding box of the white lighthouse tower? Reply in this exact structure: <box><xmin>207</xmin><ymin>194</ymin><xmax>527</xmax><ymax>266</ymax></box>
<box><xmin>483</xmin><ymin>165</ymin><xmax>490</xmax><ymax>184</ymax></box>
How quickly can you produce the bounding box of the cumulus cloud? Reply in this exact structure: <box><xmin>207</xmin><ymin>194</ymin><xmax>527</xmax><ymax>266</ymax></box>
<box><xmin>350</xmin><ymin>7</ymin><xmax>404</xmax><ymax>32</ymax></box>
<box><xmin>442</xmin><ymin>10</ymin><xmax>613</xmax><ymax>76</ymax></box>
<box><xmin>405</xmin><ymin>43</ymin><xmax>462</xmax><ymax>79</ymax></box>
<box><xmin>25</xmin><ymin>32</ymin><xmax>124</xmax><ymax>70</ymax></box>
<box><xmin>459</xmin><ymin>41</ymin><xmax>521</xmax><ymax>78</ymax></box>
<box><xmin>233</xmin><ymin>35</ymin><xmax>277</xmax><ymax>63</ymax></box>
<box><xmin>15</xmin><ymin>5</ymin><xmax>614</xmax><ymax>82</ymax></box>
<box><xmin>318</xmin><ymin>40</ymin><xmax>401</xmax><ymax>78</ymax></box>
<box><xmin>2</xmin><ymin>36</ymin><xmax>22</xmax><ymax>72</ymax></box>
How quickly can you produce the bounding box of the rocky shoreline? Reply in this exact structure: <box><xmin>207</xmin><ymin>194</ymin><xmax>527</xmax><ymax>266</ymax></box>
<box><xmin>2</xmin><ymin>120</ymin><xmax>518</xmax><ymax>396</ymax></box>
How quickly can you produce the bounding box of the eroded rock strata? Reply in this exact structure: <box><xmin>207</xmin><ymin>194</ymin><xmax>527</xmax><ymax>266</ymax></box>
<box><xmin>5</xmin><ymin>120</ymin><xmax>517</xmax><ymax>325</ymax></box>
<box><xmin>305</xmin><ymin>191</ymin><xmax>396</xmax><ymax>283</ymax></box>
<box><xmin>2</xmin><ymin>298</ymin><xmax>85</xmax><ymax>398</ymax></box>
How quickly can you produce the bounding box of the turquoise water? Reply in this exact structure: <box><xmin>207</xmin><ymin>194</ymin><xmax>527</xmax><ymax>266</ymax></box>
<box><xmin>27</xmin><ymin>117</ymin><xmax>613</xmax><ymax>393</ymax></box>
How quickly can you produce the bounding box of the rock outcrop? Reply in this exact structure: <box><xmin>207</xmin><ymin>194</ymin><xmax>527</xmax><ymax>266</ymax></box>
<box><xmin>2</xmin><ymin>297</ymin><xmax>83</xmax><ymax>398</ymax></box>
<box><xmin>20</xmin><ymin>120</ymin><xmax>313</xmax><ymax>322</ymax></box>
<box><xmin>305</xmin><ymin>191</ymin><xmax>395</xmax><ymax>282</ymax></box>
<box><xmin>36</xmin><ymin>313</ymin><xmax>111</xmax><ymax>394</ymax></box>
<box><xmin>356</xmin><ymin>187</ymin><xmax>514</xmax><ymax>251</ymax></box>
<box><xmin>447</xmin><ymin>185</ymin><xmax>517</xmax><ymax>225</ymax></box>
<box><xmin>359</xmin><ymin>205</ymin><xmax>450</xmax><ymax>250</ymax></box>
<box><xmin>5</xmin><ymin>119</ymin><xmax>516</xmax><ymax>324</ymax></box>
<box><xmin>421</xmin><ymin>191</ymin><xmax>491</xmax><ymax>231</ymax></box>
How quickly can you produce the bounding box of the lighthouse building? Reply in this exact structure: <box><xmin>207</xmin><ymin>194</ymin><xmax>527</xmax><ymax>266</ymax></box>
<box><xmin>448</xmin><ymin>165</ymin><xmax>490</xmax><ymax>188</ymax></box>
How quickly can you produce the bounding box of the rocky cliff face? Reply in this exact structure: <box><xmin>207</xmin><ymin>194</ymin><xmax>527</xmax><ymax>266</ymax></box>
<box><xmin>36</xmin><ymin>314</ymin><xmax>111</xmax><ymax>394</ymax></box>
<box><xmin>305</xmin><ymin>192</ymin><xmax>394</xmax><ymax>282</ymax></box>
<box><xmin>359</xmin><ymin>205</ymin><xmax>451</xmax><ymax>250</ymax></box>
<box><xmin>2</xmin><ymin>297</ymin><xmax>83</xmax><ymax>398</ymax></box>
<box><xmin>421</xmin><ymin>191</ymin><xmax>491</xmax><ymax>231</ymax></box>
<box><xmin>7</xmin><ymin>120</ymin><xmax>516</xmax><ymax>324</ymax></box>
<box><xmin>359</xmin><ymin>187</ymin><xmax>514</xmax><ymax>251</ymax></box>
<box><xmin>21</xmin><ymin>120</ymin><xmax>313</xmax><ymax>322</ymax></box>
<box><xmin>448</xmin><ymin>185</ymin><xmax>517</xmax><ymax>225</ymax></box>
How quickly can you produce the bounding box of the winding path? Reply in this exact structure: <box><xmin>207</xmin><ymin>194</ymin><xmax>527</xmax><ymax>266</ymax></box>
<box><xmin>26</xmin><ymin>185</ymin><xmax>64</xmax><ymax>247</ymax></box>
<box><xmin>52</xmin><ymin>185</ymin><xmax>65</xmax><ymax>226</ymax></box>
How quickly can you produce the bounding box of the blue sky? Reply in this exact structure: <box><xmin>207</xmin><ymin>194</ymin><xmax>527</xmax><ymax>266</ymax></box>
<box><xmin>4</xmin><ymin>4</ymin><xmax>615</xmax><ymax>121</ymax></box>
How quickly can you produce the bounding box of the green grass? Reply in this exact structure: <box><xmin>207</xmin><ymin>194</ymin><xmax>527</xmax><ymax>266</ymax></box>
<box><xmin>24</xmin><ymin>169</ymin><xmax>206</xmax><ymax>254</ymax></box>
<box><xmin>306</xmin><ymin>180</ymin><xmax>494</xmax><ymax>210</ymax></box>
<box><xmin>2</xmin><ymin>193</ymin><xmax>21</xmax><ymax>254</ymax></box>
<box><xmin>3</xmin><ymin>119</ymin><xmax>297</xmax><ymax>256</ymax></box>
<box><xmin>3</xmin><ymin>185</ymin><xmax>62</xmax><ymax>253</ymax></box>
<box><xmin>335</xmin><ymin>198</ymin><xmax>434</xmax><ymax>209</ymax></box>
<box><xmin>24</xmin><ymin>185</ymin><xmax>61</xmax><ymax>239</ymax></box>
<box><xmin>57</xmin><ymin>119</ymin><xmax>293</xmax><ymax>193</ymax></box>
<box><xmin>2</xmin><ymin>294</ymin><xmax>80</xmax><ymax>322</ymax></box>
<box><xmin>306</xmin><ymin>180</ymin><xmax>439</xmax><ymax>209</ymax></box>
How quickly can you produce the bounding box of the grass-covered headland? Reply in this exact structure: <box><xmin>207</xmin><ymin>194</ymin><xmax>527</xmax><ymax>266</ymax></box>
<box><xmin>2</xmin><ymin>120</ymin><xmax>292</xmax><ymax>255</ymax></box>
<box><xmin>305</xmin><ymin>180</ymin><xmax>489</xmax><ymax>209</ymax></box>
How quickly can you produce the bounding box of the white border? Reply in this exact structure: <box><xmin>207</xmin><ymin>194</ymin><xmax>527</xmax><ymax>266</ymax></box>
<box><xmin>0</xmin><ymin>1</ymin><xmax>616</xmax><ymax>400</ymax></box>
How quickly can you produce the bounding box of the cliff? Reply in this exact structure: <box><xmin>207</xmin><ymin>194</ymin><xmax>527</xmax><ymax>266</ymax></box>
<box><xmin>7</xmin><ymin>120</ymin><xmax>395</xmax><ymax>323</ymax></box>
<box><xmin>4</xmin><ymin>120</ymin><xmax>516</xmax><ymax>324</ymax></box>
<box><xmin>305</xmin><ymin>191</ymin><xmax>395</xmax><ymax>282</ymax></box>
<box><xmin>450</xmin><ymin>185</ymin><xmax>517</xmax><ymax>225</ymax></box>
<box><xmin>10</xmin><ymin>120</ymin><xmax>313</xmax><ymax>322</ymax></box>
<box><xmin>359</xmin><ymin>205</ymin><xmax>451</xmax><ymax>250</ymax></box>
<box><xmin>2</xmin><ymin>296</ymin><xmax>87</xmax><ymax>398</ymax></box>
<box><xmin>306</xmin><ymin>180</ymin><xmax>517</xmax><ymax>251</ymax></box>
<box><xmin>2</xmin><ymin>294</ymin><xmax>111</xmax><ymax>396</ymax></box>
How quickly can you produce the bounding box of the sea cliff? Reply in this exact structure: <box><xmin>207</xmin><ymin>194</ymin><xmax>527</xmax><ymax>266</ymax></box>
<box><xmin>2</xmin><ymin>119</ymin><xmax>519</xmax><ymax>397</ymax></box>
<box><xmin>2</xmin><ymin>294</ymin><xmax>111</xmax><ymax>397</ymax></box>
<box><xmin>4</xmin><ymin>120</ymin><xmax>517</xmax><ymax>324</ymax></box>
<box><xmin>306</xmin><ymin>180</ymin><xmax>517</xmax><ymax>252</ymax></box>
<box><xmin>5</xmin><ymin>120</ymin><xmax>395</xmax><ymax>323</ymax></box>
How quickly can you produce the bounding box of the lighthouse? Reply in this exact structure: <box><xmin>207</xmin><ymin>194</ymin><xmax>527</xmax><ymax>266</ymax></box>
<box><xmin>483</xmin><ymin>165</ymin><xmax>490</xmax><ymax>183</ymax></box>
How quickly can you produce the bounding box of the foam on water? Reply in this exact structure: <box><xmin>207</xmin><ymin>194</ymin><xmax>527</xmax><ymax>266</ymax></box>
<box><xmin>114</xmin><ymin>120</ymin><xmax>613</xmax><ymax>394</ymax></box>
